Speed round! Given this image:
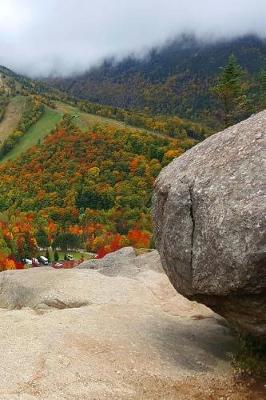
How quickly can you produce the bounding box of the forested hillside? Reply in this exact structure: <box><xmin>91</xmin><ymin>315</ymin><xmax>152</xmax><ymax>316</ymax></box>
<box><xmin>0</xmin><ymin>35</ymin><xmax>265</xmax><ymax>269</ymax></box>
<box><xmin>0</xmin><ymin>115</ymin><xmax>197</xmax><ymax>268</ymax></box>
<box><xmin>0</xmin><ymin>67</ymin><xmax>204</xmax><ymax>268</ymax></box>
<box><xmin>0</xmin><ymin>66</ymin><xmax>209</xmax><ymax>162</ymax></box>
<box><xmin>49</xmin><ymin>35</ymin><xmax>266</xmax><ymax>127</ymax></box>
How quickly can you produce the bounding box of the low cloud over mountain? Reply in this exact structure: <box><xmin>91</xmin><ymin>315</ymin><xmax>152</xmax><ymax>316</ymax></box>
<box><xmin>0</xmin><ymin>0</ymin><xmax>266</xmax><ymax>76</ymax></box>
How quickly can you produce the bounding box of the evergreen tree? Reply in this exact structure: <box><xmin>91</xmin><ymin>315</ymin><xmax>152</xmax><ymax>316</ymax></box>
<box><xmin>54</xmin><ymin>250</ymin><xmax>59</xmax><ymax>262</ymax></box>
<box><xmin>211</xmin><ymin>55</ymin><xmax>249</xmax><ymax>126</ymax></box>
<box><xmin>36</xmin><ymin>229</ymin><xmax>50</xmax><ymax>249</ymax></box>
<box><xmin>53</xmin><ymin>233</ymin><xmax>80</xmax><ymax>252</ymax></box>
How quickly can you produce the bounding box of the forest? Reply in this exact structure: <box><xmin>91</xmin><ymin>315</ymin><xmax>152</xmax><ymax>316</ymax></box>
<box><xmin>0</xmin><ymin>114</ymin><xmax>196</xmax><ymax>269</ymax></box>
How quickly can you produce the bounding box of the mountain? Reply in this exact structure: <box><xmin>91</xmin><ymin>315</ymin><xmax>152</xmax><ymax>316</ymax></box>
<box><xmin>0</xmin><ymin>65</ymin><xmax>66</xmax><ymax>99</ymax></box>
<box><xmin>0</xmin><ymin>66</ymin><xmax>205</xmax><ymax>266</ymax></box>
<box><xmin>1</xmin><ymin>39</ymin><xmax>263</xmax><ymax>266</ymax></box>
<box><xmin>0</xmin><ymin>66</ymin><xmax>209</xmax><ymax>162</ymax></box>
<box><xmin>48</xmin><ymin>35</ymin><xmax>266</xmax><ymax>127</ymax></box>
<box><xmin>1</xmin><ymin>32</ymin><xmax>265</xmax><ymax>266</ymax></box>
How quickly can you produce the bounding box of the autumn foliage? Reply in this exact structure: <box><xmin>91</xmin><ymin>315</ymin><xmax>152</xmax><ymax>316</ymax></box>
<box><xmin>0</xmin><ymin>119</ymin><xmax>192</xmax><ymax>262</ymax></box>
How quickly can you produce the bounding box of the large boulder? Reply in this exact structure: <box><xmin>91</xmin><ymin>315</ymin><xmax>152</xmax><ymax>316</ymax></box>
<box><xmin>153</xmin><ymin>111</ymin><xmax>266</xmax><ymax>339</ymax></box>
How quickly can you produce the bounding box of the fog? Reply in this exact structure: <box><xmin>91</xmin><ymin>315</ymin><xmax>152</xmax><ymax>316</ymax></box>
<box><xmin>0</xmin><ymin>0</ymin><xmax>265</xmax><ymax>77</ymax></box>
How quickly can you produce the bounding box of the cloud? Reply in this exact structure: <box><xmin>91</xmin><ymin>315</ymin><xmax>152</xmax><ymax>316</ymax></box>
<box><xmin>0</xmin><ymin>0</ymin><xmax>265</xmax><ymax>76</ymax></box>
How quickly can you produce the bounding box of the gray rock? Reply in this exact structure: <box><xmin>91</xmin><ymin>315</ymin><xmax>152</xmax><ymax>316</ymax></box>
<box><xmin>77</xmin><ymin>247</ymin><xmax>163</xmax><ymax>277</ymax></box>
<box><xmin>78</xmin><ymin>247</ymin><xmax>135</xmax><ymax>268</ymax></box>
<box><xmin>153</xmin><ymin>110</ymin><xmax>266</xmax><ymax>339</ymax></box>
<box><xmin>134</xmin><ymin>250</ymin><xmax>163</xmax><ymax>273</ymax></box>
<box><xmin>0</xmin><ymin>262</ymin><xmax>233</xmax><ymax>399</ymax></box>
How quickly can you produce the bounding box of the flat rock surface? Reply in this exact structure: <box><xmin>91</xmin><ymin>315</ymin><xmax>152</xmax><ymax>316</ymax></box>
<box><xmin>0</xmin><ymin>250</ymin><xmax>264</xmax><ymax>399</ymax></box>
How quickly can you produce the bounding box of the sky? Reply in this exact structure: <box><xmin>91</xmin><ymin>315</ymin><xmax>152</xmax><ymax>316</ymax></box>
<box><xmin>0</xmin><ymin>0</ymin><xmax>266</xmax><ymax>77</ymax></box>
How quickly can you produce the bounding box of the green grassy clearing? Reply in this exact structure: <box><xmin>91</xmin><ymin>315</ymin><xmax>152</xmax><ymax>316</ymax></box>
<box><xmin>2</xmin><ymin>108</ymin><xmax>63</xmax><ymax>162</ymax></box>
<box><xmin>1</xmin><ymin>100</ymin><xmax>161</xmax><ymax>163</ymax></box>
<box><xmin>55</xmin><ymin>101</ymin><xmax>153</xmax><ymax>134</ymax></box>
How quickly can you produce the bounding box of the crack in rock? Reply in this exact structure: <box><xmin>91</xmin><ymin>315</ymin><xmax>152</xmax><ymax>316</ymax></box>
<box><xmin>188</xmin><ymin>185</ymin><xmax>196</xmax><ymax>273</ymax></box>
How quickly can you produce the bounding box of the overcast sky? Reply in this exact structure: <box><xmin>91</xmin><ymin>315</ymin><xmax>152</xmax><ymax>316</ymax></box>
<box><xmin>0</xmin><ymin>0</ymin><xmax>265</xmax><ymax>77</ymax></box>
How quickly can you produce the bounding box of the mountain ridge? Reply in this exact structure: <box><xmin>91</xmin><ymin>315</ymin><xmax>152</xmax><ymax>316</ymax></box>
<box><xmin>48</xmin><ymin>34</ymin><xmax>266</xmax><ymax>126</ymax></box>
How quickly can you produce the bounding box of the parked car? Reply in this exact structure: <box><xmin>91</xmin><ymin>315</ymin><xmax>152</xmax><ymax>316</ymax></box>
<box><xmin>23</xmin><ymin>258</ymin><xmax>32</xmax><ymax>265</ymax></box>
<box><xmin>38</xmin><ymin>256</ymin><xmax>49</xmax><ymax>265</ymax></box>
<box><xmin>32</xmin><ymin>258</ymin><xmax>40</xmax><ymax>267</ymax></box>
